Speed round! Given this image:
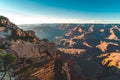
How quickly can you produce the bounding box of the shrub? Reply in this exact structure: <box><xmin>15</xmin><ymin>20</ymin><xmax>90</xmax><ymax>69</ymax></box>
<box><xmin>0</xmin><ymin>16</ymin><xmax>8</xmax><ymax>20</ymax></box>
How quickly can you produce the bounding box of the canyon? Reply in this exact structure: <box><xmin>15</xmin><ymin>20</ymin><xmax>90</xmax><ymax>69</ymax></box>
<box><xmin>0</xmin><ymin>16</ymin><xmax>120</xmax><ymax>80</ymax></box>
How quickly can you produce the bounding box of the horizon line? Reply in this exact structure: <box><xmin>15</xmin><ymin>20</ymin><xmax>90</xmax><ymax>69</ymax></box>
<box><xmin>18</xmin><ymin>23</ymin><xmax>120</xmax><ymax>25</ymax></box>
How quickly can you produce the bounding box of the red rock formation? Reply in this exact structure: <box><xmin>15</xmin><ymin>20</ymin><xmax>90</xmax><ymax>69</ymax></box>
<box><xmin>96</xmin><ymin>41</ymin><xmax>118</xmax><ymax>52</ymax></box>
<box><xmin>65</xmin><ymin>26</ymin><xmax>83</xmax><ymax>36</ymax></box>
<box><xmin>7</xmin><ymin>40</ymin><xmax>56</xmax><ymax>80</ymax></box>
<box><xmin>12</xmin><ymin>28</ymin><xmax>39</xmax><ymax>42</ymax></box>
<box><xmin>98</xmin><ymin>52</ymin><xmax>120</xmax><ymax>75</ymax></box>
<box><xmin>0</xmin><ymin>16</ymin><xmax>57</xmax><ymax>80</ymax></box>
<box><xmin>108</xmin><ymin>28</ymin><xmax>118</xmax><ymax>40</ymax></box>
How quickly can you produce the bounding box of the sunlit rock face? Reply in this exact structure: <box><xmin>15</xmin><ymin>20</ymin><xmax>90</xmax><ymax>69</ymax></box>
<box><xmin>11</xmin><ymin>28</ymin><xmax>39</xmax><ymax>43</ymax></box>
<box><xmin>108</xmin><ymin>28</ymin><xmax>118</xmax><ymax>40</ymax></box>
<box><xmin>65</xmin><ymin>26</ymin><xmax>83</xmax><ymax>37</ymax></box>
<box><xmin>8</xmin><ymin>41</ymin><xmax>55</xmax><ymax>58</ymax></box>
<box><xmin>98</xmin><ymin>52</ymin><xmax>120</xmax><ymax>70</ymax></box>
<box><xmin>6</xmin><ymin>40</ymin><xmax>56</xmax><ymax>80</ymax></box>
<box><xmin>96</xmin><ymin>41</ymin><xmax>119</xmax><ymax>52</ymax></box>
<box><xmin>103</xmin><ymin>53</ymin><xmax>120</xmax><ymax>68</ymax></box>
<box><xmin>0</xmin><ymin>16</ymin><xmax>57</xmax><ymax>80</ymax></box>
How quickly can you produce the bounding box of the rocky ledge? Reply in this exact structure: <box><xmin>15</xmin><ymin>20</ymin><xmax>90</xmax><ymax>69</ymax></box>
<box><xmin>0</xmin><ymin>16</ymin><xmax>56</xmax><ymax>80</ymax></box>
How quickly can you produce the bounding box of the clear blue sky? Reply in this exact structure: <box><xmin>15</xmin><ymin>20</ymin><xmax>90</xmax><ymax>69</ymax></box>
<box><xmin>0</xmin><ymin>0</ymin><xmax>120</xmax><ymax>24</ymax></box>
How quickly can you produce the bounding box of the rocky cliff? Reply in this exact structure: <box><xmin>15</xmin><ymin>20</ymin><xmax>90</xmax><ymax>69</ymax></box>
<box><xmin>0</xmin><ymin>16</ymin><xmax>56</xmax><ymax>80</ymax></box>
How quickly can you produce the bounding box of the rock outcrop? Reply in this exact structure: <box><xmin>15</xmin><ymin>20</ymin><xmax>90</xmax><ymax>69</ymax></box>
<box><xmin>7</xmin><ymin>41</ymin><xmax>56</xmax><ymax>58</ymax></box>
<box><xmin>11</xmin><ymin>29</ymin><xmax>39</xmax><ymax>42</ymax></box>
<box><xmin>97</xmin><ymin>52</ymin><xmax>120</xmax><ymax>79</ymax></box>
<box><xmin>101</xmin><ymin>53</ymin><xmax>120</xmax><ymax>69</ymax></box>
<box><xmin>108</xmin><ymin>28</ymin><xmax>118</xmax><ymax>40</ymax></box>
<box><xmin>0</xmin><ymin>16</ymin><xmax>18</xmax><ymax>30</ymax></box>
<box><xmin>0</xmin><ymin>16</ymin><xmax>56</xmax><ymax>80</ymax></box>
<box><xmin>65</xmin><ymin>26</ymin><xmax>83</xmax><ymax>37</ymax></box>
<box><xmin>96</xmin><ymin>41</ymin><xmax>119</xmax><ymax>52</ymax></box>
<box><xmin>0</xmin><ymin>16</ymin><xmax>39</xmax><ymax>43</ymax></box>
